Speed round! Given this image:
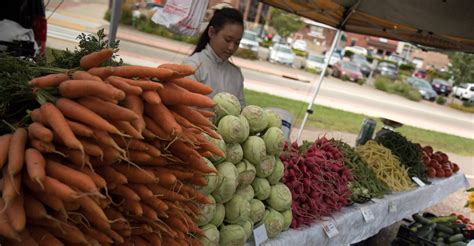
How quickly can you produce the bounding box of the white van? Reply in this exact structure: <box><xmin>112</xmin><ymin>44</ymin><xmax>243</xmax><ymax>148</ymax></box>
<box><xmin>453</xmin><ymin>83</ymin><xmax>474</xmax><ymax>100</ymax></box>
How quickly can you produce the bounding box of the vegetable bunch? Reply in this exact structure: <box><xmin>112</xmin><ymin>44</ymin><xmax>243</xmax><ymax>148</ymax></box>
<box><xmin>330</xmin><ymin>139</ymin><xmax>390</xmax><ymax>203</ymax></box>
<box><xmin>280</xmin><ymin>137</ymin><xmax>353</xmax><ymax>228</ymax></box>
<box><xmin>356</xmin><ymin>141</ymin><xmax>415</xmax><ymax>192</ymax></box>
<box><xmin>375</xmin><ymin>131</ymin><xmax>428</xmax><ymax>183</ymax></box>
<box><xmin>0</xmin><ymin>47</ymin><xmax>223</xmax><ymax>245</ymax></box>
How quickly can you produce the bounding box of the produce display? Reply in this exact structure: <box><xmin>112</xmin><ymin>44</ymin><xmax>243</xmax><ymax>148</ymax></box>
<box><xmin>375</xmin><ymin>131</ymin><xmax>428</xmax><ymax>183</ymax></box>
<box><xmin>393</xmin><ymin>212</ymin><xmax>472</xmax><ymax>245</ymax></box>
<box><xmin>331</xmin><ymin>140</ymin><xmax>390</xmax><ymax>203</ymax></box>
<box><xmin>280</xmin><ymin>138</ymin><xmax>353</xmax><ymax>228</ymax></box>
<box><xmin>419</xmin><ymin>144</ymin><xmax>460</xmax><ymax>178</ymax></box>
<box><xmin>0</xmin><ymin>33</ymin><xmax>223</xmax><ymax>244</ymax></box>
<box><xmin>356</xmin><ymin>141</ymin><xmax>415</xmax><ymax>192</ymax></box>
<box><xmin>197</xmin><ymin>92</ymin><xmax>292</xmax><ymax>244</ymax></box>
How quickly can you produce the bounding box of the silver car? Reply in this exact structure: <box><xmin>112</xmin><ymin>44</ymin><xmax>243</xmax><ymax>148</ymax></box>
<box><xmin>239</xmin><ymin>30</ymin><xmax>259</xmax><ymax>52</ymax></box>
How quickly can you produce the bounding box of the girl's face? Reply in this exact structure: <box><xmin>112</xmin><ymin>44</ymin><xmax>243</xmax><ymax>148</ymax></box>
<box><xmin>208</xmin><ymin>23</ymin><xmax>244</xmax><ymax>61</ymax></box>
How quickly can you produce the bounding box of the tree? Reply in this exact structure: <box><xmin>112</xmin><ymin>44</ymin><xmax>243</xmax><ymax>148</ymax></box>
<box><xmin>449</xmin><ymin>52</ymin><xmax>474</xmax><ymax>86</ymax></box>
<box><xmin>269</xmin><ymin>8</ymin><xmax>304</xmax><ymax>39</ymax></box>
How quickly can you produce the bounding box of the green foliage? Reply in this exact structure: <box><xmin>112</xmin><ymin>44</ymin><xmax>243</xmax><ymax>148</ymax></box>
<box><xmin>234</xmin><ymin>49</ymin><xmax>258</xmax><ymax>60</ymax></box>
<box><xmin>341</xmin><ymin>75</ymin><xmax>350</xmax><ymax>81</ymax></box>
<box><xmin>357</xmin><ymin>78</ymin><xmax>366</xmax><ymax>85</ymax></box>
<box><xmin>426</xmin><ymin>69</ymin><xmax>451</xmax><ymax>80</ymax></box>
<box><xmin>305</xmin><ymin>67</ymin><xmax>329</xmax><ymax>76</ymax></box>
<box><xmin>399</xmin><ymin>63</ymin><xmax>416</xmax><ymax>72</ymax></box>
<box><xmin>374</xmin><ymin>76</ymin><xmax>421</xmax><ymax>101</ymax></box>
<box><xmin>270</xmin><ymin>9</ymin><xmax>304</xmax><ymax>38</ymax></box>
<box><xmin>344</xmin><ymin>50</ymin><xmax>354</xmax><ymax>58</ymax></box>
<box><xmin>292</xmin><ymin>49</ymin><xmax>307</xmax><ymax>57</ymax></box>
<box><xmin>448</xmin><ymin>103</ymin><xmax>474</xmax><ymax>113</ymax></box>
<box><xmin>51</xmin><ymin>29</ymin><xmax>123</xmax><ymax>69</ymax></box>
<box><xmin>260</xmin><ymin>40</ymin><xmax>272</xmax><ymax>48</ymax></box>
<box><xmin>462</xmin><ymin>100</ymin><xmax>474</xmax><ymax>107</ymax></box>
<box><xmin>449</xmin><ymin>52</ymin><xmax>474</xmax><ymax>85</ymax></box>
<box><xmin>435</xmin><ymin>96</ymin><xmax>447</xmax><ymax>105</ymax></box>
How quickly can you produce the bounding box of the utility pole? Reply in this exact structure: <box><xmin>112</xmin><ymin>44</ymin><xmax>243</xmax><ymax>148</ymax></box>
<box><xmin>243</xmin><ymin>0</ymin><xmax>251</xmax><ymax>23</ymax></box>
<box><xmin>254</xmin><ymin>2</ymin><xmax>263</xmax><ymax>26</ymax></box>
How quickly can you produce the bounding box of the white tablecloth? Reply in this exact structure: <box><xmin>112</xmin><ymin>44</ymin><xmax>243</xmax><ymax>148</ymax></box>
<box><xmin>252</xmin><ymin>172</ymin><xmax>469</xmax><ymax>246</ymax></box>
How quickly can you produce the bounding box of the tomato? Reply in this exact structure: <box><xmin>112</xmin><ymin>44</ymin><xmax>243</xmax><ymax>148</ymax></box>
<box><xmin>435</xmin><ymin>169</ymin><xmax>445</xmax><ymax>178</ymax></box>
<box><xmin>440</xmin><ymin>153</ymin><xmax>449</xmax><ymax>163</ymax></box>
<box><xmin>423</xmin><ymin>146</ymin><xmax>433</xmax><ymax>155</ymax></box>
<box><xmin>429</xmin><ymin>159</ymin><xmax>439</xmax><ymax>167</ymax></box>
<box><xmin>453</xmin><ymin>163</ymin><xmax>460</xmax><ymax>173</ymax></box>
<box><xmin>426</xmin><ymin>167</ymin><xmax>436</xmax><ymax>178</ymax></box>
<box><xmin>444</xmin><ymin>169</ymin><xmax>453</xmax><ymax>177</ymax></box>
<box><xmin>463</xmin><ymin>218</ymin><xmax>471</xmax><ymax>224</ymax></box>
<box><xmin>458</xmin><ymin>215</ymin><xmax>466</xmax><ymax>220</ymax></box>
<box><xmin>432</xmin><ymin>163</ymin><xmax>442</xmax><ymax>170</ymax></box>
<box><xmin>454</xmin><ymin>219</ymin><xmax>463</xmax><ymax>224</ymax></box>
<box><xmin>451</xmin><ymin>213</ymin><xmax>457</xmax><ymax>216</ymax></box>
<box><xmin>422</xmin><ymin>156</ymin><xmax>431</xmax><ymax>165</ymax></box>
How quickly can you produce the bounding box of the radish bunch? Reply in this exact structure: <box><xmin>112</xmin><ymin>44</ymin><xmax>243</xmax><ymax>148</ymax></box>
<box><xmin>280</xmin><ymin>137</ymin><xmax>353</xmax><ymax>228</ymax></box>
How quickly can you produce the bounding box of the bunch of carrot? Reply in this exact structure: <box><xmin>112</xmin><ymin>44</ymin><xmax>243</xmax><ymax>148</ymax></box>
<box><xmin>0</xmin><ymin>48</ymin><xmax>223</xmax><ymax>245</ymax></box>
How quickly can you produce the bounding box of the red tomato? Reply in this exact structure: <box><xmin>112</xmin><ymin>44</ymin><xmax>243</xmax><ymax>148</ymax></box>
<box><xmin>453</xmin><ymin>163</ymin><xmax>460</xmax><ymax>173</ymax></box>
<box><xmin>426</xmin><ymin>167</ymin><xmax>436</xmax><ymax>178</ymax></box>
<box><xmin>444</xmin><ymin>169</ymin><xmax>452</xmax><ymax>177</ymax></box>
<box><xmin>435</xmin><ymin>169</ymin><xmax>445</xmax><ymax>178</ymax></box>
<box><xmin>463</xmin><ymin>218</ymin><xmax>471</xmax><ymax>224</ymax></box>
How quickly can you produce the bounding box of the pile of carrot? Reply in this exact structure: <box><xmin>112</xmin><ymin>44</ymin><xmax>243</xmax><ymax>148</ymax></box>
<box><xmin>0</xmin><ymin>48</ymin><xmax>222</xmax><ymax>245</ymax></box>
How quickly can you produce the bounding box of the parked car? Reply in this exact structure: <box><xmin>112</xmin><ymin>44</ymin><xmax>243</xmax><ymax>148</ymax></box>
<box><xmin>291</xmin><ymin>39</ymin><xmax>307</xmax><ymax>52</ymax></box>
<box><xmin>453</xmin><ymin>83</ymin><xmax>474</xmax><ymax>100</ymax></box>
<box><xmin>374</xmin><ymin>62</ymin><xmax>398</xmax><ymax>80</ymax></box>
<box><xmin>1</xmin><ymin>0</ymin><xmax>47</xmax><ymax>57</ymax></box>
<box><xmin>430</xmin><ymin>78</ymin><xmax>452</xmax><ymax>96</ymax></box>
<box><xmin>351</xmin><ymin>54</ymin><xmax>372</xmax><ymax>77</ymax></box>
<box><xmin>406</xmin><ymin>77</ymin><xmax>437</xmax><ymax>101</ymax></box>
<box><xmin>413</xmin><ymin>69</ymin><xmax>428</xmax><ymax>79</ymax></box>
<box><xmin>239</xmin><ymin>30</ymin><xmax>259</xmax><ymax>52</ymax></box>
<box><xmin>304</xmin><ymin>53</ymin><xmax>325</xmax><ymax>70</ymax></box>
<box><xmin>344</xmin><ymin>46</ymin><xmax>368</xmax><ymax>56</ymax></box>
<box><xmin>268</xmin><ymin>44</ymin><xmax>295</xmax><ymax>66</ymax></box>
<box><xmin>331</xmin><ymin>61</ymin><xmax>363</xmax><ymax>82</ymax></box>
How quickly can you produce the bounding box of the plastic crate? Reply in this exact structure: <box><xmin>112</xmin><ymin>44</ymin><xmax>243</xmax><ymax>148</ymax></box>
<box><xmin>392</xmin><ymin>224</ymin><xmax>436</xmax><ymax>246</ymax></box>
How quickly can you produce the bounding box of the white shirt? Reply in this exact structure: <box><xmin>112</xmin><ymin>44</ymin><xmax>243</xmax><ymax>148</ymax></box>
<box><xmin>183</xmin><ymin>44</ymin><xmax>246</xmax><ymax>107</ymax></box>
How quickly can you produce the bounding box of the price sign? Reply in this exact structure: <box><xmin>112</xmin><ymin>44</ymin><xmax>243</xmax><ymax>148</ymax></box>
<box><xmin>253</xmin><ymin>224</ymin><xmax>268</xmax><ymax>245</ymax></box>
<box><xmin>360</xmin><ymin>206</ymin><xmax>375</xmax><ymax>222</ymax></box>
<box><xmin>322</xmin><ymin>221</ymin><xmax>339</xmax><ymax>238</ymax></box>
<box><xmin>388</xmin><ymin>202</ymin><xmax>397</xmax><ymax>213</ymax></box>
<box><xmin>412</xmin><ymin>177</ymin><xmax>426</xmax><ymax>187</ymax></box>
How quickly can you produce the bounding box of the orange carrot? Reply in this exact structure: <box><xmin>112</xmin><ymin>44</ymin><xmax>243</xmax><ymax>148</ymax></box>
<box><xmin>171</xmin><ymin>111</ymin><xmax>197</xmax><ymax>129</ymax></box>
<box><xmin>162</xmin><ymin>236</ymin><xmax>181</xmax><ymax>246</ymax></box>
<box><xmin>72</xmin><ymin>70</ymin><xmax>102</xmax><ymax>82</ymax></box>
<box><xmin>148</xmin><ymin>185</ymin><xmax>187</xmax><ymax>201</ymax></box>
<box><xmin>111</xmin><ymin>120</ymin><xmax>143</xmax><ymax>139</ymax></box>
<box><xmin>113</xmin><ymin>165</ymin><xmax>157</xmax><ymax>184</ymax></box>
<box><xmin>28</xmin><ymin>73</ymin><xmax>69</xmax><ymax>88</ymax></box>
<box><xmin>104</xmin><ymin>228</ymin><xmax>124</xmax><ymax>244</ymax></box>
<box><xmin>154</xmin><ymin>172</ymin><xmax>177</xmax><ymax>186</ymax></box>
<box><xmin>55</xmin><ymin>146</ymin><xmax>90</xmax><ymax>168</ymax></box>
<box><xmin>30</xmin><ymin>139</ymin><xmax>58</xmax><ymax>155</ymax></box>
<box><xmin>142</xmin><ymin>128</ymin><xmax>157</xmax><ymax>140</ymax></box>
<box><xmin>48</xmin><ymin>223</ymin><xmax>88</xmax><ymax>244</ymax></box>
<box><xmin>145</xmin><ymin>144</ymin><xmax>161</xmax><ymax>157</ymax></box>
<box><xmin>78</xmin><ymin>96</ymin><xmax>139</xmax><ymax>121</ymax></box>
<box><xmin>0</xmin><ymin>134</ymin><xmax>12</xmax><ymax>169</ymax></box>
<box><xmin>122</xmin><ymin>199</ymin><xmax>143</xmax><ymax>216</ymax></box>
<box><xmin>158</xmin><ymin>63</ymin><xmax>195</xmax><ymax>76</ymax></box>
<box><xmin>29</xmin><ymin>226</ymin><xmax>64</xmax><ymax>246</ymax></box>
<box><xmin>23</xmin><ymin>194</ymin><xmax>56</xmax><ymax>221</ymax></box>
<box><xmin>6</xmin><ymin>196</ymin><xmax>25</xmax><ymax>232</ymax></box>
<box><xmin>0</xmin><ymin>199</ymin><xmax>21</xmax><ymax>241</ymax></box>
<box><xmin>43</xmin><ymin>176</ymin><xmax>80</xmax><ymax>201</ymax></box>
<box><xmin>80</xmin><ymin>225</ymin><xmax>113</xmax><ymax>245</ymax></box>
<box><xmin>165</xmin><ymin>217</ymin><xmax>188</xmax><ymax>233</ymax></box>
<box><xmin>127</xmin><ymin>184</ymin><xmax>154</xmax><ymax>200</ymax></box>
<box><xmin>111</xmin><ymin>136</ymin><xmax>149</xmax><ymax>151</ymax></box>
<box><xmin>142</xmin><ymin>90</ymin><xmax>162</xmax><ymax>104</ymax></box>
<box><xmin>46</xmin><ymin>159</ymin><xmax>98</xmax><ymax>193</ymax></box>
<box><xmin>145</xmin><ymin>156</ymin><xmax>168</xmax><ymax>166</ymax></box>
<box><xmin>143</xmin><ymin>196</ymin><xmax>168</xmax><ymax>212</ymax></box>
<box><xmin>197</xmin><ymin>109</ymin><xmax>215</xmax><ymax>118</ymax></box>
<box><xmin>142</xmin><ymin>233</ymin><xmax>161</xmax><ymax>246</ymax></box>
<box><xmin>193</xmin><ymin>133</ymin><xmax>225</xmax><ymax>157</ymax></box>
<box><xmin>7</xmin><ymin>128</ymin><xmax>27</xmax><ymax>177</ymax></box>
<box><xmin>153</xmin><ymin>167</ymin><xmax>193</xmax><ymax>180</ymax></box>
<box><xmin>110</xmin><ymin>184</ymin><xmax>140</xmax><ymax>201</ymax></box>
<box><xmin>78</xmin><ymin>137</ymin><xmax>104</xmax><ymax>158</ymax></box>
<box><xmin>66</xmin><ymin>120</ymin><xmax>95</xmax><ymax>138</ymax></box>
<box><xmin>157</xmin><ymin>83</ymin><xmax>216</xmax><ymax>108</ymax></box>
<box><xmin>131</xmin><ymin>235</ymin><xmax>151</xmax><ymax>245</ymax></box>
<box><xmin>111</xmin><ymin>76</ymin><xmax>164</xmax><ymax>90</ymax></box>
<box><xmin>2</xmin><ymin>170</ymin><xmax>21</xmax><ymax>211</ymax></box>
<box><xmin>112</xmin><ymin>65</ymin><xmax>175</xmax><ymax>80</ymax></box>
<box><xmin>200</xmin><ymin>125</ymin><xmax>221</xmax><ymax>139</ymax></box>
<box><xmin>25</xmin><ymin>148</ymin><xmax>46</xmax><ymax>189</ymax></box>
<box><xmin>28</xmin><ymin>122</ymin><xmax>54</xmax><ymax>142</ymax></box>
<box><xmin>58</xmin><ymin>79</ymin><xmax>125</xmax><ymax>100</ymax></box>
<box><xmin>143</xmin><ymin>116</ymin><xmax>170</xmax><ymax>140</ymax></box>
<box><xmin>168</xmin><ymin>77</ymin><xmax>213</xmax><ymax>95</ymax></box>
<box><xmin>106</xmin><ymin>76</ymin><xmax>143</xmax><ymax>95</ymax></box>
<box><xmin>77</xmin><ymin>196</ymin><xmax>110</xmax><ymax>230</ymax></box>
<box><xmin>92</xmin><ymin>129</ymin><xmax>124</xmax><ymax>153</ymax></box>
<box><xmin>88</xmin><ymin>66</ymin><xmax>117</xmax><ymax>79</ymax></box>
<box><xmin>128</xmin><ymin>150</ymin><xmax>153</xmax><ymax>163</ymax></box>
<box><xmin>40</xmin><ymin>103</ymin><xmax>84</xmax><ymax>153</ymax></box>
<box><xmin>56</xmin><ymin>98</ymin><xmax>121</xmax><ymax>135</ymax></box>
<box><xmin>80</xmin><ymin>48</ymin><xmax>114</xmax><ymax>69</ymax></box>
<box><xmin>170</xmin><ymin>104</ymin><xmax>214</xmax><ymax>128</ymax></box>
<box><xmin>80</xmin><ymin>167</ymin><xmax>106</xmax><ymax>189</ymax></box>
<box><xmin>97</xmin><ymin>166</ymin><xmax>128</xmax><ymax>185</ymax></box>
<box><xmin>188</xmin><ymin>174</ymin><xmax>209</xmax><ymax>187</ymax></box>
<box><xmin>144</xmin><ymin>103</ymin><xmax>182</xmax><ymax>136</ymax></box>
<box><xmin>123</xmin><ymin>94</ymin><xmax>146</xmax><ymax>133</ymax></box>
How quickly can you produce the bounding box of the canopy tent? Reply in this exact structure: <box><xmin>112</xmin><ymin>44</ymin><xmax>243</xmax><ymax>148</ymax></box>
<box><xmin>259</xmin><ymin>0</ymin><xmax>474</xmax><ymax>140</ymax></box>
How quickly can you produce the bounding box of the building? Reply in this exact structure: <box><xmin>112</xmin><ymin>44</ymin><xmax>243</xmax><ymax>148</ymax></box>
<box><xmin>411</xmin><ymin>50</ymin><xmax>450</xmax><ymax>71</ymax></box>
<box><xmin>294</xmin><ymin>18</ymin><xmax>337</xmax><ymax>49</ymax></box>
<box><xmin>343</xmin><ymin>33</ymin><xmax>398</xmax><ymax>58</ymax></box>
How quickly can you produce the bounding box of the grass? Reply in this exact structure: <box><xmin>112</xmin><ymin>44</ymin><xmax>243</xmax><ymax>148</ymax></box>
<box><xmin>234</xmin><ymin>48</ymin><xmax>258</xmax><ymax>60</ymax></box>
<box><xmin>448</xmin><ymin>103</ymin><xmax>474</xmax><ymax>113</ymax></box>
<box><xmin>374</xmin><ymin>76</ymin><xmax>422</xmax><ymax>101</ymax></box>
<box><xmin>245</xmin><ymin>89</ymin><xmax>474</xmax><ymax>156</ymax></box>
<box><xmin>292</xmin><ymin>49</ymin><xmax>308</xmax><ymax>57</ymax></box>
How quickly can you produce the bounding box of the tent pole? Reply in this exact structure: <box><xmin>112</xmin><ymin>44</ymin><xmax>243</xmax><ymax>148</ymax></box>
<box><xmin>296</xmin><ymin>29</ymin><xmax>342</xmax><ymax>142</ymax></box>
<box><xmin>109</xmin><ymin>0</ymin><xmax>123</xmax><ymax>46</ymax></box>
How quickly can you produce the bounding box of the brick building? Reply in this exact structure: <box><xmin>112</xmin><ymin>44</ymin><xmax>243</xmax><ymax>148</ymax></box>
<box><xmin>343</xmin><ymin>32</ymin><xmax>398</xmax><ymax>58</ymax></box>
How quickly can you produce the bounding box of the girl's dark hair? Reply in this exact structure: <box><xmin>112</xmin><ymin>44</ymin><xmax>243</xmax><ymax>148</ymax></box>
<box><xmin>192</xmin><ymin>8</ymin><xmax>244</xmax><ymax>55</ymax></box>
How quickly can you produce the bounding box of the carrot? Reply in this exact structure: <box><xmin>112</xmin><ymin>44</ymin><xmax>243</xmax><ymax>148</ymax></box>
<box><xmin>197</xmin><ymin>109</ymin><xmax>215</xmax><ymax>118</ymax></box>
<box><xmin>28</xmin><ymin>73</ymin><xmax>69</xmax><ymax>88</ymax></box>
<box><xmin>188</xmin><ymin>174</ymin><xmax>209</xmax><ymax>187</ymax></box>
<box><xmin>162</xmin><ymin>236</ymin><xmax>181</xmax><ymax>246</ymax></box>
<box><xmin>158</xmin><ymin>63</ymin><xmax>195</xmax><ymax>76</ymax></box>
<box><xmin>111</xmin><ymin>136</ymin><xmax>149</xmax><ymax>151</ymax></box>
<box><xmin>112</xmin><ymin>65</ymin><xmax>175</xmax><ymax>80</ymax></box>
<box><xmin>2</xmin><ymin>170</ymin><xmax>21</xmax><ymax>212</ymax></box>
<box><xmin>88</xmin><ymin>66</ymin><xmax>117</xmax><ymax>79</ymax></box>
<box><xmin>49</xmin><ymin>223</ymin><xmax>88</xmax><ymax>244</ymax></box>
<box><xmin>122</xmin><ymin>199</ymin><xmax>143</xmax><ymax>216</ymax></box>
<box><xmin>111</xmin><ymin>120</ymin><xmax>143</xmax><ymax>139</ymax></box>
<box><xmin>28</xmin><ymin>122</ymin><xmax>54</xmax><ymax>142</ymax></box>
<box><xmin>0</xmin><ymin>199</ymin><xmax>21</xmax><ymax>241</ymax></box>
<box><xmin>113</xmin><ymin>165</ymin><xmax>157</xmax><ymax>184</ymax></box>
<box><xmin>132</xmin><ymin>235</ymin><xmax>151</xmax><ymax>245</ymax></box>
<box><xmin>78</xmin><ymin>137</ymin><xmax>104</xmax><ymax>158</ymax></box>
<box><xmin>142</xmin><ymin>128</ymin><xmax>157</xmax><ymax>140</ymax></box>
<box><xmin>153</xmin><ymin>167</ymin><xmax>193</xmax><ymax>180</ymax></box>
<box><xmin>165</xmin><ymin>217</ymin><xmax>188</xmax><ymax>233</ymax></box>
<box><xmin>104</xmin><ymin>228</ymin><xmax>124</xmax><ymax>244</ymax></box>
<box><xmin>142</xmin><ymin>90</ymin><xmax>162</xmax><ymax>104</ymax></box>
<box><xmin>77</xmin><ymin>197</ymin><xmax>110</xmax><ymax>230</ymax></box>
<box><xmin>145</xmin><ymin>156</ymin><xmax>169</xmax><ymax>166</ymax></box>
<box><xmin>143</xmin><ymin>196</ymin><xmax>169</xmax><ymax>213</ymax></box>
<box><xmin>92</xmin><ymin>129</ymin><xmax>124</xmax><ymax>153</ymax></box>
<box><xmin>46</xmin><ymin>159</ymin><xmax>98</xmax><ymax>193</ymax></box>
<box><xmin>25</xmin><ymin>148</ymin><xmax>46</xmax><ymax>189</ymax></box>
<box><xmin>80</xmin><ymin>48</ymin><xmax>114</xmax><ymax>69</ymax></box>
<box><xmin>143</xmin><ymin>116</ymin><xmax>171</xmax><ymax>140</ymax></box>
<box><xmin>200</xmin><ymin>125</ymin><xmax>221</xmax><ymax>139</ymax></box>
<box><xmin>72</xmin><ymin>70</ymin><xmax>102</xmax><ymax>82</ymax></box>
<box><xmin>56</xmin><ymin>98</ymin><xmax>121</xmax><ymax>135</ymax></box>
<box><xmin>111</xmin><ymin>76</ymin><xmax>164</xmax><ymax>90</ymax></box>
<box><xmin>106</xmin><ymin>76</ymin><xmax>143</xmax><ymax>95</ymax></box>
<box><xmin>0</xmin><ymin>134</ymin><xmax>12</xmax><ymax>169</ymax></box>
<box><xmin>42</xmin><ymin>176</ymin><xmax>80</xmax><ymax>201</ymax></box>
<box><xmin>63</xmin><ymin>201</ymin><xmax>81</xmax><ymax>211</ymax></box>
<box><xmin>148</xmin><ymin>185</ymin><xmax>187</xmax><ymax>201</ymax></box>
<box><xmin>78</xmin><ymin>96</ymin><xmax>139</xmax><ymax>122</ymax></box>
<box><xmin>139</xmin><ymin>203</ymin><xmax>158</xmax><ymax>221</ymax></box>
<box><xmin>58</xmin><ymin>79</ymin><xmax>125</xmax><ymax>101</ymax></box>
<box><xmin>168</xmin><ymin>77</ymin><xmax>213</xmax><ymax>95</ymax></box>
<box><xmin>80</xmin><ymin>167</ymin><xmax>106</xmax><ymax>189</ymax></box>
<box><xmin>144</xmin><ymin>103</ymin><xmax>182</xmax><ymax>136</ymax></box>
<box><xmin>170</xmin><ymin>105</ymin><xmax>214</xmax><ymax>128</ymax></box>
<box><xmin>145</xmin><ymin>144</ymin><xmax>161</xmax><ymax>157</ymax></box>
<box><xmin>193</xmin><ymin>133</ymin><xmax>225</xmax><ymax>157</ymax></box>
<box><xmin>30</xmin><ymin>139</ymin><xmax>59</xmax><ymax>155</ymax></box>
<box><xmin>5</xmin><ymin>196</ymin><xmax>25</xmax><ymax>232</ymax></box>
<box><xmin>7</xmin><ymin>127</ymin><xmax>28</xmax><ymax>177</ymax></box>
<box><xmin>131</xmin><ymin>224</ymin><xmax>153</xmax><ymax>235</ymax></box>
<box><xmin>167</xmin><ymin>141</ymin><xmax>216</xmax><ymax>173</ymax></box>
<box><xmin>128</xmin><ymin>150</ymin><xmax>153</xmax><ymax>163</ymax></box>
<box><xmin>142</xmin><ymin>233</ymin><xmax>162</xmax><ymax>246</ymax></box>
<box><xmin>126</xmin><ymin>184</ymin><xmax>152</xmax><ymax>200</ymax></box>
<box><xmin>79</xmin><ymin>225</ymin><xmax>113</xmax><ymax>245</ymax></box>
<box><xmin>198</xmin><ymin>150</ymin><xmax>213</xmax><ymax>158</ymax></box>
<box><xmin>97</xmin><ymin>166</ymin><xmax>128</xmax><ymax>185</ymax></box>
<box><xmin>31</xmin><ymin>191</ymin><xmax>65</xmax><ymax>212</ymax></box>
<box><xmin>171</xmin><ymin>111</ymin><xmax>197</xmax><ymax>129</ymax></box>
<box><xmin>111</xmin><ymin>184</ymin><xmax>140</xmax><ymax>201</ymax></box>
<box><xmin>157</xmin><ymin>83</ymin><xmax>216</xmax><ymax>108</ymax></box>
<box><xmin>116</xmin><ymin>228</ymin><xmax>132</xmax><ymax>238</ymax></box>
<box><xmin>29</xmin><ymin>226</ymin><xmax>64</xmax><ymax>246</ymax></box>
<box><xmin>154</xmin><ymin>172</ymin><xmax>177</xmax><ymax>186</ymax></box>
<box><xmin>65</xmin><ymin>120</ymin><xmax>94</xmax><ymax>138</ymax></box>
<box><xmin>23</xmin><ymin>194</ymin><xmax>57</xmax><ymax>221</ymax></box>
<box><xmin>123</xmin><ymin>94</ymin><xmax>146</xmax><ymax>132</ymax></box>
<box><xmin>55</xmin><ymin>146</ymin><xmax>90</xmax><ymax>168</ymax></box>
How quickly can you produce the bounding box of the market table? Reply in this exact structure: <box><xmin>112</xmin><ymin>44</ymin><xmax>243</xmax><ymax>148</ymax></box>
<box><xmin>252</xmin><ymin>172</ymin><xmax>469</xmax><ymax>246</ymax></box>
